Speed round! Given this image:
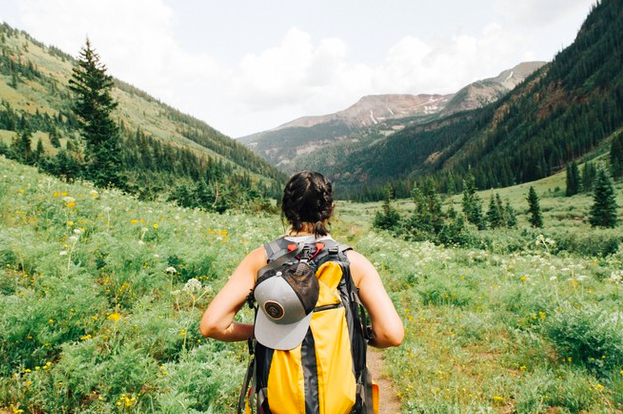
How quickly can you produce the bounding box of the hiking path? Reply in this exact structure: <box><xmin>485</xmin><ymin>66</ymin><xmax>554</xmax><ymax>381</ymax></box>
<box><xmin>368</xmin><ymin>348</ymin><xmax>402</xmax><ymax>414</ymax></box>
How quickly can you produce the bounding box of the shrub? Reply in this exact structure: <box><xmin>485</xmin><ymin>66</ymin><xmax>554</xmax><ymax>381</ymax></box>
<box><xmin>417</xmin><ymin>277</ymin><xmax>473</xmax><ymax>307</ymax></box>
<box><xmin>543</xmin><ymin>304</ymin><xmax>623</xmax><ymax>377</ymax></box>
<box><xmin>514</xmin><ymin>366</ymin><xmax>603</xmax><ymax>413</ymax></box>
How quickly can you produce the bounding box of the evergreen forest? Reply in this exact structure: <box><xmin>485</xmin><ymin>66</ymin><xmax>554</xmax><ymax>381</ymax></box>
<box><xmin>0</xmin><ymin>23</ymin><xmax>285</xmax><ymax>212</ymax></box>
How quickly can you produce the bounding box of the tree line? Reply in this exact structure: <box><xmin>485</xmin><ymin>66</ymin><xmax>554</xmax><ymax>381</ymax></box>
<box><xmin>0</xmin><ymin>27</ymin><xmax>284</xmax><ymax>212</ymax></box>
<box><xmin>374</xmin><ymin>164</ymin><xmax>619</xmax><ymax>247</ymax></box>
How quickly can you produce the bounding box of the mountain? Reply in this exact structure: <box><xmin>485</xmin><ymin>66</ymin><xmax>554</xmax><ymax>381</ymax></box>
<box><xmin>0</xmin><ymin>22</ymin><xmax>286</xmax><ymax>206</ymax></box>
<box><xmin>441</xmin><ymin>61</ymin><xmax>545</xmax><ymax>114</ymax></box>
<box><xmin>275</xmin><ymin>94</ymin><xmax>449</xmax><ymax>130</ymax></box>
<box><xmin>324</xmin><ymin>0</ymin><xmax>623</xmax><ymax>200</ymax></box>
<box><xmin>239</xmin><ymin>62</ymin><xmax>544</xmax><ymax>173</ymax></box>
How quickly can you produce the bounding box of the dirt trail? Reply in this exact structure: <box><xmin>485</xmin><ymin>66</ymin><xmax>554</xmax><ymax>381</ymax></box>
<box><xmin>367</xmin><ymin>349</ymin><xmax>402</xmax><ymax>414</ymax></box>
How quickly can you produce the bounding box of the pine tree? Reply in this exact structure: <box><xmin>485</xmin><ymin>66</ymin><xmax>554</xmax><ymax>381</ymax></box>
<box><xmin>566</xmin><ymin>161</ymin><xmax>581</xmax><ymax>196</ymax></box>
<box><xmin>11</xmin><ymin>129</ymin><xmax>33</xmax><ymax>164</ymax></box>
<box><xmin>610</xmin><ymin>133</ymin><xmax>623</xmax><ymax>180</ymax></box>
<box><xmin>495</xmin><ymin>194</ymin><xmax>507</xmax><ymax>226</ymax></box>
<box><xmin>50</xmin><ymin>129</ymin><xmax>61</xmax><ymax>148</ymax></box>
<box><xmin>462</xmin><ymin>173</ymin><xmax>485</xmax><ymax>230</ymax></box>
<box><xmin>486</xmin><ymin>194</ymin><xmax>502</xmax><ymax>229</ymax></box>
<box><xmin>373</xmin><ymin>186</ymin><xmax>401</xmax><ymax>230</ymax></box>
<box><xmin>422</xmin><ymin>178</ymin><xmax>444</xmax><ymax>231</ymax></box>
<box><xmin>34</xmin><ymin>139</ymin><xmax>44</xmax><ymax>162</ymax></box>
<box><xmin>409</xmin><ymin>179</ymin><xmax>444</xmax><ymax>236</ymax></box>
<box><xmin>505</xmin><ymin>199</ymin><xmax>518</xmax><ymax>229</ymax></box>
<box><xmin>527</xmin><ymin>186</ymin><xmax>543</xmax><ymax>228</ymax></box>
<box><xmin>581</xmin><ymin>161</ymin><xmax>597</xmax><ymax>193</ymax></box>
<box><xmin>68</xmin><ymin>39</ymin><xmax>123</xmax><ymax>188</ymax></box>
<box><xmin>588</xmin><ymin>168</ymin><xmax>618</xmax><ymax>228</ymax></box>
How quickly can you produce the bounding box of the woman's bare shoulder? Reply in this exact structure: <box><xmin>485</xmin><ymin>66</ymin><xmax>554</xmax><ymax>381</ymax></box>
<box><xmin>345</xmin><ymin>249</ymin><xmax>377</xmax><ymax>285</ymax></box>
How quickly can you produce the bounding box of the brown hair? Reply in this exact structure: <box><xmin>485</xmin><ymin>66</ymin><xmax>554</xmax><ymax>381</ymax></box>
<box><xmin>282</xmin><ymin>171</ymin><xmax>334</xmax><ymax>237</ymax></box>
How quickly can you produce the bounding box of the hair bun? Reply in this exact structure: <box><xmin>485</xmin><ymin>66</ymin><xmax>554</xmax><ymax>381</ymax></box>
<box><xmin>282</xmin><ymin>171</ymin><xmax>333</xmax><ymax>237</ymax></box>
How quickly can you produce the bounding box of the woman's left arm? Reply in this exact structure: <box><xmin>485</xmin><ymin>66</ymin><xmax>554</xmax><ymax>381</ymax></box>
<box><xmin>199</xmin><ymin>246</ymin><xmax>266</xmax><ymax>341</ymax></box>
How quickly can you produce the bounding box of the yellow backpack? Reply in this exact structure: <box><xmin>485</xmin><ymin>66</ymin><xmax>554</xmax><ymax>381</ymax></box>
<box><xmin>239</xmin><ymin>237</ymin><xmax>375</xmax><ymax>414</ymax></box>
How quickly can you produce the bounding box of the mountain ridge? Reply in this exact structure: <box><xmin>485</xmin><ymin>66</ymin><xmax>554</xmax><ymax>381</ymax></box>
<box><xmin>327</xmin><ymin>0</ymin><xmax>623</xmax><ymax>200</ymax></box>
<box><xmin>239</xmin><ymin>61</ymin><xmax>545</xmax><ymax>173</ymax></box>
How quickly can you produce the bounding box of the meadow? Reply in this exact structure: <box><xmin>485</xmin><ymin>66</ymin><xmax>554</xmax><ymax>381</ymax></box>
<box><xmin>1</xmin><ymin>154</ymin><xmax>623</xmax><ymax>413</ymax></box>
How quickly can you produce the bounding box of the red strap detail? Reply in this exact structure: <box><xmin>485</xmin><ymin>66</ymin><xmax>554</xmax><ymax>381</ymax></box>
<box><xmin>287</xmin><ymin>244</ymin><xmax>297</xmax><ymax>252</ymax></box>
<box><xmin>309</xmin><ymin>242</ymin><xmax>325</xmax><ymax>260</ymax></box>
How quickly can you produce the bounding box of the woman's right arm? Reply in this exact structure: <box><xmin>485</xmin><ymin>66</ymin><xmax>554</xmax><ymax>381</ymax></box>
<box><xmin>199</xmin><ymin>246</ymin><xmax>266</xmax><ymax>341</ymax></box>
<box><xmin>346</xmin><ymin>250</ymin><xmax>404</xmax><ymax>348</ymax></box>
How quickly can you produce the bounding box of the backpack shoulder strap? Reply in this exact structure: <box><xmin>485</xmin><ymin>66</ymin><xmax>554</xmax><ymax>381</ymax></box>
<box><xmin>258</xmin><ymin>239</ymin><xmax>304</xmax><ymax>280</ymax></box>
<box><xmin>316</xmin><ymin>238</ymin><xmax>352</xmax><ymax>259</ymax></box>
<box><xmin>264</xmin><ymin>237</ymin><xmax>292</xmax><ymax>262</ymax></box>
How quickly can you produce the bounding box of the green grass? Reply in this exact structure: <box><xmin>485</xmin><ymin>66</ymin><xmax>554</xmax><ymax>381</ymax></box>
<box><xmin>1</xmin><ymin>155</ymin><xmax>623</xmax><ymax>413</ymax></box>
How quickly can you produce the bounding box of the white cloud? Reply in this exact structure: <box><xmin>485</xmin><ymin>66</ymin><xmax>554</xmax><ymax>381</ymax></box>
<box><xmin>16</xmin><ymin>0</ymin><xmax>230</xmax><ymax>128</ymax></box>
<box><xmin>371</xmin><ymin>23</ymin><xmax>527</xmax><ymax>95</ymax></box>
<box><xmin>5</xmin><ymin>0</ymin><xmax>595</xmax><ymax>137</ymax></box>
<box><xmin>228</xmin><ymin>18</ymin><xmax>541</xmax><ymax>131</ymax></box>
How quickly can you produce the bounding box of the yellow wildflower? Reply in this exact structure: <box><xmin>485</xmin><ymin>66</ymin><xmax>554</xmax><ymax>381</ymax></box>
<box><xmin>107</xmin><ymin>313</ymin><xmax>121</xmax><ymax>321</ymax></box>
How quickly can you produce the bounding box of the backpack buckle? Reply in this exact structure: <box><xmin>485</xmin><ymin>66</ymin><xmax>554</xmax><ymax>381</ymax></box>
<box><xmin>299</xmin><ymin>245</ymin><xmax>313</xmax><ymax>261</ymax></box>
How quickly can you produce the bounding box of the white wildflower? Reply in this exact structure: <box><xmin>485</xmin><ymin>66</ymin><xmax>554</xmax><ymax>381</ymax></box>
<box><xmin>59</xmin><ymin>251</ymin><xmax>68</xmax><ymax>256</ymax></box>
<box><xmin>103</xmin><ymin>206</ymin><xmax>111</xmax><ymax>212</ymax></box>
<box><xmin>165</xmin><ymin>266</ymin><xmax>177</xmax><ymax>274</ymax></box>
<box><xmin>550</xmin><ymin>276</ymin><xmax>557</xmax><ymax>281</ymax></box>
<box><xmin>73</xmin><ymin>228</ymin><xmax>82</xmax><ymax>235</ymax></box>
<box><xmin>68</xmin><ymin>235</ymin><xmax>79</xmax><ymax>242</ymax></box>
<box><xmin>183</xmin><ymin>278</ymin><xmax>202</xmax><ymax>294</ymax></box>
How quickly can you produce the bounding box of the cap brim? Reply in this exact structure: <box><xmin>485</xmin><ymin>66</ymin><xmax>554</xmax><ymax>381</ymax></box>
<box><xmin>254</xmin><ymin>310</ymin><xmax>313</xmax><ymax>351</ymax></box>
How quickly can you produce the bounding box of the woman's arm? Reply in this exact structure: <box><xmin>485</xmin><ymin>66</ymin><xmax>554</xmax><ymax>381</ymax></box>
<box><xmin>346</xmin><ymin>250</ymin><xmax>404</xmax><ymax>348</ymax></box>
<box><xmin>199</xmin><ymin>246</ymin><xmax>267</xmax><ymax>341</ymax></box>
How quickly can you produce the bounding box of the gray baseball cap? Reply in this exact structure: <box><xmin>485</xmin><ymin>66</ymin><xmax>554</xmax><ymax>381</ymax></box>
<box><xmin>254</xmin><ymin>262</ymin><xmax>319</xmax><ymax>350</ymax></box>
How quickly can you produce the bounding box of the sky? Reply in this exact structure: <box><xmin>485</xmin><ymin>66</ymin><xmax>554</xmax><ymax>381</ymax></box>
<box><xmin>0</xmin><ymin>0</ymin><xmax>596</xmax><ymax>138</ymax></box>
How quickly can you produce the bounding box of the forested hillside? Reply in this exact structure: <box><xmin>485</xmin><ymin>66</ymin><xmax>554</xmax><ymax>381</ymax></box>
<box><xmin>241</xmin><ymin>63</ymin><xmax>543</xmax><ymax>176</ymax></box>
<box><xmin>0</xmin><ymin>23</ymin><xmax>286</xmax><ymax>209</ymax></box>
<box><xmin>331</xmin><ymin>0</ymin><xmax>623</xmax><ymax>200</ymax></box>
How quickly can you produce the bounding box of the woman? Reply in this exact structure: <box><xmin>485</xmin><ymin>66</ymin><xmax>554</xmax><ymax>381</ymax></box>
<box><xmin>200</xmin><ymin>171</ymin><xmax>403</xmax><ymax>413</ymax></box>
<box><xmin>200</xmin><ymin>171</ymin><xmax>403</xmax><ymax>347</ymax></box>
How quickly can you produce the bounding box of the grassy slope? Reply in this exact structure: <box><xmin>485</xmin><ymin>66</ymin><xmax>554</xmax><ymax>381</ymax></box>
<box><xmin>0</xmin><ymin>155</ymin><xmax>282</xmax><ymax>413</ymax></box>
<box><xmin>0</xmin><ymin>28</ymin><xmax>281</xmax><ymax>185</ymax></box>
<box><xmin>2</xmin><ymin>154</ymin><xmax>623</xmax><ymax>413</ymax></box>
<box><xmin>342</xmin><ymin>172</ymin><xmax>623</xmax><ymax>412</ymax></box>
